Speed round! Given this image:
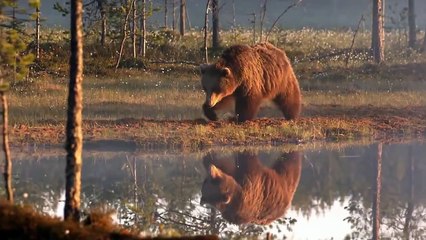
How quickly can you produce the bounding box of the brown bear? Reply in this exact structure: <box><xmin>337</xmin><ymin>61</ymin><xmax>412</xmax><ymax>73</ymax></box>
<box><xmin>200</xmin><ymin>42</ymin><xmax>302</xmax><ymax>122</ymax></box>
<box><xmin>200</xmin><ymin>151</ymin><xmax>302</xmax><ymax>225</ymax></box>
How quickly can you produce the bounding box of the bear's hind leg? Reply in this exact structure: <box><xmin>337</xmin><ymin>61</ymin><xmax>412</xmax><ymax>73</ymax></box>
<box><xmin>235</xmin><ymin>97</ymin><xmax>262</xmax><ymax>122</ymax></box>
<box><xmin>273</xmin><ymin>92</ymin><xmax>301</xmax><ymax>120</ymax></box>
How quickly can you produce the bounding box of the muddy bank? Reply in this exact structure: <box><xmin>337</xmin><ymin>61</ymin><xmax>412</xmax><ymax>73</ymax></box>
<box><xmin>10</xmin><ymin>105</ymin><xmax>426</xmax><ymax>151</ymax></box>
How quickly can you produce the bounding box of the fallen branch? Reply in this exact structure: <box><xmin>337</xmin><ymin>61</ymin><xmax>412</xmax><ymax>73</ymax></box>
<box><xmin>265</xmin><ymin>0</ymin><xmax>302</xmax><ymax>42</ymax></box>
<box><xmin>345</xmin><ymin>15</ymin><xmax>365</xmax><ymax>67</ymax></box>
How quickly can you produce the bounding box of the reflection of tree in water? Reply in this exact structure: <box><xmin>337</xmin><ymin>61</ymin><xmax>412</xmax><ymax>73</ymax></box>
<box><xmin>12</xmin><ymin>155</ymin><xmax>64</xmax><ymax>214</ymax></box>
<box><xmin>9</xmin><ymin>142</ymin><xmax>426</xmax><ymax>238</ymax></box>
<box><xmin>381</xmin><ymin>144</ymin><xmax>426</xmax><ymax>239</ymax></box>
<box><xmin>344</xmin><ymin>143</ymin><xmax>426</xmax><ymax>239</ymax></box>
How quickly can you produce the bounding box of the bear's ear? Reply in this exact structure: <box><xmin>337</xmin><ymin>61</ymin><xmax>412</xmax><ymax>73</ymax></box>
<box><xmin>221</xmin><ymin>67</ymin><xmax>231</xmax><ymax>77</ymax></box>
<box><xmin>209</xmin><ymin>164</ymin><xmax>224</xmax><ymax>179</ymax></box>
<box><xmin>200</xmin><ymin>64</ymin><xmax>209</xmax><ymax>74</ymax></box>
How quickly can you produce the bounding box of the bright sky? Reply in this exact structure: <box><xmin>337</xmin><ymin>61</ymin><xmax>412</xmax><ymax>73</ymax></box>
<box><xmin>285</xmin><ymin>198</ymin><xmax>352</xmax><ymax>240</ymax></box>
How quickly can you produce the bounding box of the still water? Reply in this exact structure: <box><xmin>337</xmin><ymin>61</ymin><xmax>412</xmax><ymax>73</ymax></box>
<box><xmin>6</xmin><ymin>142</ymin><xmax>426</xmax><ymax>239</ymax></box>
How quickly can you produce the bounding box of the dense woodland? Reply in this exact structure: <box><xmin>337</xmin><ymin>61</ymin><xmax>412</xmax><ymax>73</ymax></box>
<box><xmin>1</xmin><ymin>0</ymin><xmax>425</xmax><ymax>80</ymax></box>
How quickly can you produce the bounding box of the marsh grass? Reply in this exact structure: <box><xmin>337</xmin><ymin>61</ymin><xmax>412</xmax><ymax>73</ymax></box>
<box><xmin>7</xmin><ymin>29</ymin><xmax>426</xmax><ymax>146</ymax></box>
<box><xmin>10</xmin><ymin>69</ymin><xmax>426</xmax><ymax>125</ymax></box>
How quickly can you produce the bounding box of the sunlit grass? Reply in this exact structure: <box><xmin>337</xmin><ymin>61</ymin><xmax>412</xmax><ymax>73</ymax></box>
<box><xmin>6</xmin><ymin>28</ymin><xmax>426</xmax><ymax>147</ymax></box>
<box><xmin>8</xmin><ymin>71</ymin><xmax>426</xmax><ymax>125</ymax></box>
<box><xmin>304</xmin><ymin>91</ymin><xmax>426</xmax><ymax>108</ymax></box>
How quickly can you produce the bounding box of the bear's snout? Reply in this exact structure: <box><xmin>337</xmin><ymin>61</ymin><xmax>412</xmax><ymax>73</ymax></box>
<box><xmin>206</xmin><ymin>92</ymin><xmax>222</xmax><ymax>107</ymax></box>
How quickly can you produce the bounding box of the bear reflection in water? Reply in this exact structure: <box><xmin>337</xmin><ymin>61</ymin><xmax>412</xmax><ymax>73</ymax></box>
<box><xmin>200</xmin><ymin>151</ymin><xmax>302</xmax><ymax>225</ymax></box>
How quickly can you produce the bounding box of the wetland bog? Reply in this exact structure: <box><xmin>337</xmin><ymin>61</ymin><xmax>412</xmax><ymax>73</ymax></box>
<box><xmin>5</xmin><ymin>141</ymin><xmax>426</xmax><ymax>239</ymax></box>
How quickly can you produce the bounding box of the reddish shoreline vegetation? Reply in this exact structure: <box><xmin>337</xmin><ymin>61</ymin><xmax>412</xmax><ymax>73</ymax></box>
<box><xmin>10</xmin><ymin>105</ymin><xmax>426</xmax><ymax>151</ymax></box>
<box><xmin>6</xmin><ymin>37</ymin><xmax>426</xmax><ymax>150</ymax></box>
<box><xmin>0</xmin><ymin>201</ymin><xmax>219</xmax><ymax>240</ymax></box>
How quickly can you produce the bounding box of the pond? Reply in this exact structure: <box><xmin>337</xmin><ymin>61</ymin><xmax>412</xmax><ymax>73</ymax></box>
<box><xmin>6</xmin><ymin>141</ymin><xmax>426</xmax><ymax>239</ymax></box>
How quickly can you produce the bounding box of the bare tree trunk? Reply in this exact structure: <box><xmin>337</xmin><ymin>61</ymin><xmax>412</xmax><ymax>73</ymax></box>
<box><xmin>372</xmin><ymin>0</ymin><xmax>385</xmax><ymax>63</ymax></box>
<box><xmin>211</xmin><ymin>0</ymin><xmax>219</xmax><ymax>49</ymax></box>
<box><xmin>209</xmin><ymin>207</ymin><xmax>218</xmax><ymax>234</ymax></box>
<box><xmin>232</xmin><ymin>0</ymin><xmax>236</xmax><ymax>29</ymax></box>
<box><xmin>232</xmin><ymin>0</ymin><xmax>236</xmax><ymax>40</ymax></box>
<box><xmin>251</xmin><ymin>12</ymin><xmax>256</xmax><ymax>44</ymax></box>
<box><xmin>98</xmin><ymin>0</ymin><xmax>107</xmax><ymax>46</ymax></box>
<box><xmin>1</xmin><ymin>92</ymin><xmax>13</xmax><ymax>203</ymax></box>
<box><xmin>179</xmin><ymin>0</ymin><xmax>186</xmax><ymax>36</ymax></box>
<box><xmin>115</xmin><ymin>0</ymin><xmax>134</xmax><ymax>69</ymax></box>
<box><xmin>164</xmin><ymin>0</ymin><xmax>168</xmax><ymax>29</ymax></box>
<box><xmin>204</xmin><ymin>0</ymin><xmax>210</xmax><ymax>63</ymax></box>
<box><xmin>133</xmin><ymin>156</ymin><xmax>139</xmax><ymax>224</ymax></box>
<box><xmin>12</xmin><ymin>6</ymin><xmax>17</xmax><ymax>81</ymax></box>
<box><xmin>12</xmin><ymin>6</ymin><xmax>16</xmax><ymax>29</ymax></box>
<box><xmin>259</xmin><ymin>0</ymin><xmax>268</xmax><ymax>42</ymax></box>
<box><xmin>172</xmin><ymin>0</ymin><xmax>176</xmax><ymax>31</ymax></box>
<box><xmin>408</xmin><ymin>0</ymin><xmax>416</xmax><ymax>48</ymax></box>
<box><xmin>139</xmin><ymin>0</ymin><xmax>146</xmax><ymax>58</ymax></box>
<box><xmin>372</xmin><ymin>143</ymin><xmax>383</xmax><ymax>240</ymax></box>
<box><xmin>403</xmin><ymin>146</ymin><xmax>415</xmax><ymax>240</ymax></box>
<box><xmin>132</xmin><ymin>0</ymin><xmax>137</xmax><ymax>58</ymax></box>
<box><xmin>35</xmin><ymin>7</ymin><xmax>40</xmax><ymax>61</ymax></box>
<box><xmin>64</xmin><ymin>0</ymin><xmax>84</xmax><ymax>222</ymax></box>
<box><xmin>422</xmin><ymin>28</ymin><xmax>426</xmax><ymax>52</ymax></box>
<box><xmin>101</xmin><ymin>12</ymin><xmax>107</xmax><ymax>45</ymax></box>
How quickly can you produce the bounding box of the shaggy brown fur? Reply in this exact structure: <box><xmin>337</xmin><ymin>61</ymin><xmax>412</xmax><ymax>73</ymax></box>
<box><xmin>200</xmin><ymin>151</ymin><xmax>302</xmax><ymax>225</ymax></box>
<box><xmin>200</xmin><ymin>42</ymin><xmax>302</xmax><ymax>122</ymax></box>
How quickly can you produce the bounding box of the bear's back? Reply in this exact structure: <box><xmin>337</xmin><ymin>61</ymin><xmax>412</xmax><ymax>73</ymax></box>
<box><xmin>223</xmin><ymin>152</ymin><xmax>301</xmax><ymax>224</ymax></box>
<box><xmin>230</xmin><ymin>167</ymin><xmax>295</xmax><ymax>224</ymax></box>
<box><xmin>216</xmin><ymin>43</ymin><xmax>295</xmax><ymax>97</ymax></box>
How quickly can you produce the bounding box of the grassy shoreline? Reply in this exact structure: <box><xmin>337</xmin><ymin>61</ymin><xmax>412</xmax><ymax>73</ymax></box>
<box><xmin>9</xmin><ymin>65</ymin><xmax>426</xmax><ymax>150</ymax></box>
<box><xmin>6</xmin><ymin>29</ymin><xmax>426</xmax><ymax>150</ymax></box>
<box><xmin>9</xmin><ymin>66</ymin><xmax>426</xmax><ymax>150</ymax></box>
<box><xmin>10</xmin><ymin>114</ymin><xmax>426</xmax><ymax>151</ymax></box>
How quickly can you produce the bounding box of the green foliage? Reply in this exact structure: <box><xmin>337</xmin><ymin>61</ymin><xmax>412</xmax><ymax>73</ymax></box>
<box><xmin>53</xmin><ymin>1</ymin><xmax>69</xmax><ymax>16</ymax></box>
<box><xmin>0</xmin><ymin>0</ymin><xmax>16</xmax><ymax>9</ymax></box>
<box><xmin>0</xmin><ymin>29</ymin><xmax>35</xmax><ymax>81</ymax></box>
<box><xmin>0</xmin><ymin>0</ymin><xmax>36</xmax><ymax>82</ymax></box>
<box><xmin>0</xmin><ymin>82</ymin><xmax>9</xmax><ymax>92</ymax></box>
<box><xmin>28</xmin><ymin>0</ymin><xmax>40</xmax><ymax>9</ymax></box>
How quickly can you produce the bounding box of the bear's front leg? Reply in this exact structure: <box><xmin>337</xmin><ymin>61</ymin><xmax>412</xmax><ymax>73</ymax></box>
<box><xmin>203</xmin><ymin>103</ymin><xmax>219</xmax><ymax>121</ymax></box>
<box><xmin>235</xmin><ymin>97</ymin><xmax>262</xmax><ymax>123</ymax></box>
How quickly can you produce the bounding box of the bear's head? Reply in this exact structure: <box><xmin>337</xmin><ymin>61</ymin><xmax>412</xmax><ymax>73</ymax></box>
<box><xmin>200</xmin><ymin>64</ymin><xmax>238</xmax><ymax>108</ymax></box>
<box><xmin>200</xmin><ymin>164</ymin><xmax>241</xmax><ymax>210</ymax></box>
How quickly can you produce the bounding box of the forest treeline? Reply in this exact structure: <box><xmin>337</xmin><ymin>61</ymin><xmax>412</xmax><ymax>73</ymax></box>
<box><xmin>1</xmin><ymin>0</ymin><xmax>426</xmax><ymax>83</ymax></box>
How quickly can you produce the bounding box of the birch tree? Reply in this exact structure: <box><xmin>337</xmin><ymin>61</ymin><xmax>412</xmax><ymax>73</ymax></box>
<box><xmin>372</xmin><ymin>0</ymin><xmax>385</xmax><ymax>63</ymax></box>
